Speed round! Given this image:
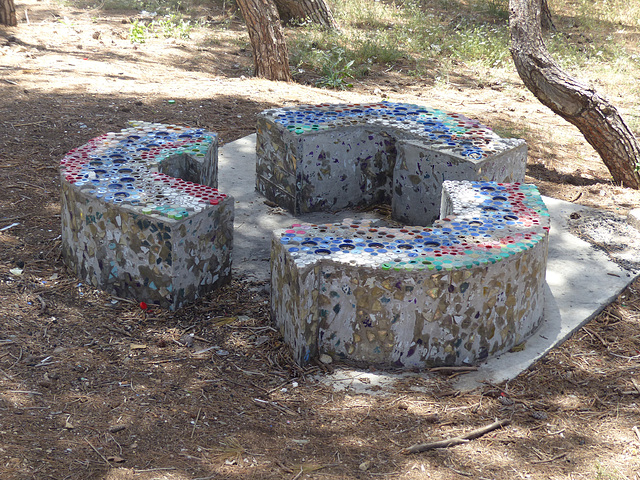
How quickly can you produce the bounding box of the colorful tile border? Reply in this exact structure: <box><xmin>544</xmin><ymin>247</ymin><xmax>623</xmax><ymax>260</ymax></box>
<box><xmin>264</xmin><ymin>101</ymin><xmax>501</xmax><ymax>158</ymax></box>
<box><xmin>271</xmin><ymin>180</ymin><xmax>550</xmax><ymax>367</ymax></box>
<box><xmin>60</xmin><ymin>122</ymin><xmax>234</xmax><ymax>310</ymax></box>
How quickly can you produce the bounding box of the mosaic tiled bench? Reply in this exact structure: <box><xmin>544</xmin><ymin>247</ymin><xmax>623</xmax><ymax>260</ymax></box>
<box><xmin>272</xmin><ymin>180</ymin><xmax>550</xmax><ymax>367</ymax></box>
<box><xmin>60</xmin><ymin>121</ymin><xmax>234</xmax><ymax>310</ymax></box>
<box><xmin>257</xmin><ymin>101</ymin><xmax>527</xmax><ymax>225</ymax></box>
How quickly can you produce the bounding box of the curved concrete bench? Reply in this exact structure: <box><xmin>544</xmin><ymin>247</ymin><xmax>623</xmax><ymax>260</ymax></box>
<box><xmin>271</xmin><ymin>180</ymin><xmax>550</xmax><ymax>367</ymax></box>
<box><xmin>257</xmin><ymin>101</ymin><xmax>527</xmax><ymax>225</ymax></box>
<box><xmin>60</xmin><ymin>121</ymin><xmax>234</xmax><ymax>310</ymax></box>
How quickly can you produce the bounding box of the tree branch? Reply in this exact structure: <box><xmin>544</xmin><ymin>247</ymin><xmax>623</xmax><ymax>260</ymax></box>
<box><xmin>400</xmin><ymin>419</ymin><xmax>511</xmax><ymax>454</ymax></box>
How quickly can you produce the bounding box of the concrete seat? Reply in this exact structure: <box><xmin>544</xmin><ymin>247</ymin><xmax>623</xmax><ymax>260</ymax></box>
<box><xmin>60</xmin><ymin>121</ymin><xmax>234</xmax><ymax>310</ymax></box>
<box><xmin>271</xmin><ymin>180</ymin><xmax>550</xmax><ymax>367</ymax></box>
<box><xmin>256</xmin><ymin>101</ymin><xmax>527</xmax><ymax>226</ymax></box>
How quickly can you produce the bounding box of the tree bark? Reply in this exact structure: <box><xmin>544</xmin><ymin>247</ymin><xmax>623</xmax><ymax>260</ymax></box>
<box><xmin>273</xmin><ymin>0</ymin><xmax>339</xmax><ymax>30</ymax></box>
<box><xmin>509</xmin><ymin>0</ymin><xmax>640</xmax><ymax>189</ymax></box>
<box><xmin>236</xmin><ymin>0</ymin><xmax>292</xmax><ymax>82</ymax></box>
<box><xmin>0</xmin><ymin>0</ymin><xmax>17</xmax><ymax>27</ymax></box>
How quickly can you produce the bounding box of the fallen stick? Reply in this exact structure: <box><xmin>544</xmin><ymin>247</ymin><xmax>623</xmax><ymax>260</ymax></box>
<box><xmin>12</xmin><ymin>120</ymin><xmax>47</xmax><ymax>127</ymax></box>
<box><xmin>84</xmin><ymin>437</ymin><xmax>111</xmax><ymax>466</ymax></box>
<box><xmin>401</xmin><ymin>419</ymin><xmax>511</xmax><ymax>454</ymax></box>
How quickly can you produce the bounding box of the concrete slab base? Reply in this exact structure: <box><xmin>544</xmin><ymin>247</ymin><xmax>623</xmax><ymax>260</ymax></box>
<box><xmin>219</xmin><ymin>135</ymin><xmax>639</xmax><ymax>391</ymax></box>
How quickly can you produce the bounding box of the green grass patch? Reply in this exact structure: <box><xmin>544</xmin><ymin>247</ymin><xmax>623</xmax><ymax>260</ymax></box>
<box><xmin>127</xmin><ymin>14</ymin><xmax>197</xmax><ymax>43</ymax></box>
<box><xmin>289</xmin><ymin>0</ymin><xmax>517</xmax><ymax>87</ymax></box>
<box><xmin>286</xmin><ymin>0</ymin><xmax>640</xmax><ymax>92</ymax></box>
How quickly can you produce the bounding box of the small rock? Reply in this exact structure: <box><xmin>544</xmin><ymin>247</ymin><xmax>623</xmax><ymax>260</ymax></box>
<box><xmin>290</xmin><ymin>438</ymin><xmax>309</xmax><ymax>445</ymax></box>
<box><xmin>530</xmin><ymin>410</ymin><xmax>548</xmax><ymax>420</ymax></box>
<box><xmin>319</xmin><ymin>354</ymin><xmax>333</xmax><ymax>364</ymax></box>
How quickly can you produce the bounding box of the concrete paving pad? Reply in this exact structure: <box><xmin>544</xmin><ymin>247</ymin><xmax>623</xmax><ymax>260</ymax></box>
<box><xmin>219</xmin><ymin>135</ymin><xmax>639</xmax><ymax>392</ymax></box>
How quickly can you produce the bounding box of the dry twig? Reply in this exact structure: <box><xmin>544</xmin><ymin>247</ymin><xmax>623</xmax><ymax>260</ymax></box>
<box><xmin>84</xmin><ymin>437</ymin><xmax>111</xmax><ymax>466</ymax></box>
<box><xmin>191</xmin><ymin>407</ymin><xmax>201</xmax><ymax>438</ymax></box>
<box><xmin>582</xmin><ymin>326</ymin><xmax>608</xmax><ymax>347</ymax></box>
<box><xmin>400</xmin><ymin>419</ymin><xmax>511</xmax><ymax>454</ymax></box>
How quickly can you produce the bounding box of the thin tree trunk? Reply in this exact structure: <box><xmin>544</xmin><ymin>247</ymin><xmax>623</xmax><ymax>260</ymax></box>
<box><xmin>236</xmin><ymin>0</ymin><xmax>292</xmax><ymax>82</ymax></box>
<box><xmin>540</xmin><ymin>0</ymin><xmax>555</xmax><ymax>32</ymax></box>
<box><xmin>0</xmin><ymin>0</ymin><xmax>17</xmax><ymax>27</ymax></box>
<box><xmin>273</xmin><ymin>0</ymin><xmax>339</xmax><ymax>30</ymax></box>
<box><xmin>509</xmin><ymin>0</ymin><xmax>640</xmax><ymax>189</ymax></box>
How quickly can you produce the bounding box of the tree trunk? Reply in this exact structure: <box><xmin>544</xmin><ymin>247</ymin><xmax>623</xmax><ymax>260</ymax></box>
<box><xmin>236</xmin><ymin>0</ymin><xmax>292</xmax><ymax>82</ymax></box>
<box><xmin>273</xmin><ymin>0</ymin><xmax>339</xmax><ymax>30</ymax></box>
<box><xmin>509</xmin><ymin>0</ymin><xmax>640</xmax><ymax>189</ymax></box>
<box><xmin>0</xmin><ymin>0</ymin><xmax>17</xmax><ymax>27</ymax></box>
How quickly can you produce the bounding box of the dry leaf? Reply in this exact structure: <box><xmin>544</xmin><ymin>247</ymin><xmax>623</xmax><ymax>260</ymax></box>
<box><xmin>212</xmin><ymin>316</ymin><xmax>238</xmax><ymax>327</ymax></box>
<box><xmin>290</xmin><ymin>463</ymin><xmax>331</xmax><ymax>474</ymax></box>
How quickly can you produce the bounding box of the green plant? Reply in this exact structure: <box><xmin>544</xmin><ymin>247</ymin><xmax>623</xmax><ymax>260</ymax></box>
<box><xmin>153</xmin><ymin>14</ymin><xmax>193</xmax><ymax>39</ymax></box>
<box><xmin>315</xmin><ymin>47</ymin><xmax>355</xmax><ymax>90</ymax></box>
<box><xmin>129</xmin><ymin>19</ymin><xmax>148</xmax><ymax>43</ymax></box>
<box><xmin>127</xmin><ymin>14</ymin><xmax>197</xmax><ymax>43</ymax></box>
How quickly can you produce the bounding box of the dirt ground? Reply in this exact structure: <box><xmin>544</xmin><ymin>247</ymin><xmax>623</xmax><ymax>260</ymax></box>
<box><xmin>1</xmin><ymin>1</ymin><xmax>640</xmax><ymax>479</ymax></box>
